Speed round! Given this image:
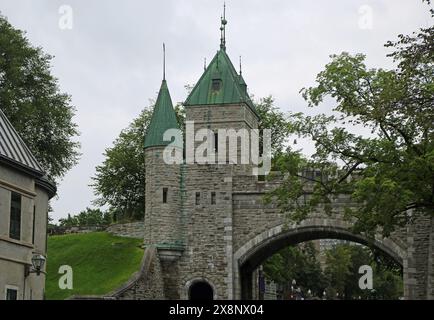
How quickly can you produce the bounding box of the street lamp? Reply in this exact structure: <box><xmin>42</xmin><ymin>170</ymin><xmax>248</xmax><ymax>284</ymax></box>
<box><xmin>25</xmin><ymin>254</ymin><xmax>46</xmax><ymax>277</ymax></box>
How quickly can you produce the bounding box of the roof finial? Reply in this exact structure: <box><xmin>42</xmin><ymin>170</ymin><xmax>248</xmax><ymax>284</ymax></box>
<box><xmin>239</xmin><ymin>55</ymin><xmax>242</xmax><ymax>75</ymax></box>
<box><xmin>204</xmin><ymin>57</ymin><xmax>207</xmax><ymax>71</ymax></box>
<box><xmin>220</xmin><ymin>3</ymin><xmax>227</xmax><ymax>51</ymax></box>
<box><xmin>163</xmin><ymin>43</ymin><xmax>166</xmax><ymax>81</ymax></box>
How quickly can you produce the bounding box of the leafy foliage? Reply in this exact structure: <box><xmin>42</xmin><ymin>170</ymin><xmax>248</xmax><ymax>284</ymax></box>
<box><xmin>264</xmin><ymin>242</ymin><xmax>403</xmax><ymax>300</ymax></box>
<box><xmin>58</xmin><ymin>208</ymin><xmax>111</xmax><ymax>228</ymax></box>
<box><xmin>254</xmin><ymin>96</ymin><xmax>291</xmax><ymax>157</ymax></box>
<box><xmin>270</xmin><ymin>10</ymin><xmax>434</xmax><ymax>236</ymax></box>
<box><xmin>324</xmin><ymin>243</ymin><xmax>403</xmax><ymax>300</ymax></box>
<box><xmin>263</xmin><ymin>242</ymin><xmax>327</xmax><ymax>297</ymax></box>
<box><xmin>0</xmin><ymin>15</ymin><xmax>80</xmax><ymax>180</ymax></box>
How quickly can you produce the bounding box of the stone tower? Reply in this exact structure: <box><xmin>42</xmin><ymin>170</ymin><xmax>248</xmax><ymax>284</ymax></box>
<box><xmin>142</xmin><ymin>11</ymin><xmax>262</xmax><ymax>299</ymax></box>
<box><xmin>144</xmin><ymin>79</ymin><xmax>183</xmax><ymax>258</ymax></box>
<box><xmin>175</xmin><ymin>43</ymin><xmax>260</xmax><ymax>300</ymax></box>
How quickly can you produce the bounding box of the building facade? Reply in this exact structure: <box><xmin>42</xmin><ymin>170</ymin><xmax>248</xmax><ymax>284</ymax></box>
<box><xmin>0</xmin><ymin>109</ymin><xmax>56</xmax><ymax>300</ymax></box>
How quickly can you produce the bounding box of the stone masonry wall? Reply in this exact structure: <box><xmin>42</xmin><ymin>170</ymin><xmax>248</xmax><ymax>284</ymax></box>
<box><xmin>106</xmin><ymin>221</ymin><xmax>144</xmax><ymax>239</ymax></box>
<box><xmin>144</xmin><ymin>147</ymin><xmax>182</xmax><ymax>247</ymax></box>
<box><xmin>404</xmin><ymin>215</ymin><xmax>434</xmax><ymax>299</ymax></box>
<box><xmin>176</xmin><ymin>163</ymin><xmax>235</xmax><ymax>299</ymax></box>
<box><xmin>113</xmin><ymin>247</ymin><xmax>165</xmax><ymax>300</ymax></box>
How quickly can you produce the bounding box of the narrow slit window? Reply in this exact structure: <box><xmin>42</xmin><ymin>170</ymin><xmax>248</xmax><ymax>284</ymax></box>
<box><xmin>163</xmin><ymin>188</ymin><xmax>168</xmax><ymax>203</ymax></box>
<box><xmin>214</xmin><ymin>132</ymin><xmax>218</xmax><ymax>153</ymax></box>
<box><xmin>211</xmin><ymin>192</ymin><xmax>216</xmax><ymax>205</ymax></box>
<box><xmin>195</xmin><ymin>192</ymin><xmax>201</xmax><ymax>206</ymax></box>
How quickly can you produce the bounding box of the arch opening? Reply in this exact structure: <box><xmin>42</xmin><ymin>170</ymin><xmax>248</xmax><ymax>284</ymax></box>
<box><xmin>188</xmin><ymin>281</ymin><xmax>214</xmax><ymax>300</ymax></box>
<box><xmin>236</xmin><ymin>225</ymin><xmax>405</xmax><ymax>299</ymax></box>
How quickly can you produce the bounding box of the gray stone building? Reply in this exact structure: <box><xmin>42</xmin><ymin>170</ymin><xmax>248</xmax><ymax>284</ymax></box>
<box><xmin>115</xmin><ymin>16</ymin><xmax>433</xmax><ymax>300</ymax></box>
<box><xmin>0</xmin><ymin>109</ymin><xmax>56</xmax><ymax>300</ymax></box>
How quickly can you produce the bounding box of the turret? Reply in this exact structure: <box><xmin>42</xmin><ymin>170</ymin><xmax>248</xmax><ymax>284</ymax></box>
<box><xmin>144</xmin><ymin>79</ymin><xmax>183</xmax><ymax>256</ymax></box>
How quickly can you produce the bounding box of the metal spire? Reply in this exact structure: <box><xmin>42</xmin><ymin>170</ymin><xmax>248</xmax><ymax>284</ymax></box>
<box><xmin>163</xmin><ymin>43</ymin><xmax>166</xmax><ymax>81</ymax></box>
<box><xmin>239</xmin><ymin>55</ymin><xmax>242</xmax><ymax>75</ymax></box>
<box><xmin>220</xmin><ymin>3</ymin><xmax>227</xmax><ymax>51</ymax></box>
<box><xmin>204</xmin><ymin>57</ymin><xmax>207</xmax><ymax>71</ymax></box>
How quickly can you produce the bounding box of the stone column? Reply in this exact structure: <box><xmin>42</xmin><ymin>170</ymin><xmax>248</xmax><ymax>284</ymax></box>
<box><xmin>404</xmin><ymin>215</ymin><xmax>433</xmax><ymax>299</ymax></box>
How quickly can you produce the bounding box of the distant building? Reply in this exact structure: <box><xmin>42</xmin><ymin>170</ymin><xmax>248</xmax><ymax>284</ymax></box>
<box><xmin>0</xmin><ymin>109</ymin><xmax>56</xmax><ymax>300</ymax></box>
<box><xmin>313</xmin><ymin>239</ymin><xmax>359</xmax><ymax>269</ymax></box>
<box><xmin>263</xmin><ymin>279</ymin><xmax>278</xmax><ymax>300</ymax></box>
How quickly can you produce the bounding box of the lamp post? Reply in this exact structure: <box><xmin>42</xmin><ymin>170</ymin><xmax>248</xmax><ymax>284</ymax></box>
<box><xmin>25</xmin><ymin>254</ymin><xmax>46</xmax><ymax>277</ymax></box>
<box><xmin>23</xmin><ymin>254</ymin><xmax>45</xmax><ymax>300</ymax></box>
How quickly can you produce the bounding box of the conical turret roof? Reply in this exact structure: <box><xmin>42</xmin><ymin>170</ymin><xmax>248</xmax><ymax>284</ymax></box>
<box><xmin>144</xmin><ymin>80</ymin><xmax>180</xmax><ymax>149</ymax></box>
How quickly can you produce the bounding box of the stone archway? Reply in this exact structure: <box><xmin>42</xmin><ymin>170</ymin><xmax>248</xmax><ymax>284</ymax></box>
<box><xmin>189</xmin><ymin>281</ymin><xmax>214</xmax><ymax>300</ymax></box>
<box><xmin>232</xmin><ymin>219</ymin><xmax>407</xmax><ymax>299</ymax></box>
<box><xmin>185</xmin><ymin>278</ymin><xmax>217</xmax><ymax>300</ymax></box>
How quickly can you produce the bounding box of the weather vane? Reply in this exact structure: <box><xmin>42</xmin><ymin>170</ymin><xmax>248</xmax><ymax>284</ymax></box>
<box><xmin>220</xmin><ymin>3</ymin><xmax>227</xmax><ymax>50</ymax></box>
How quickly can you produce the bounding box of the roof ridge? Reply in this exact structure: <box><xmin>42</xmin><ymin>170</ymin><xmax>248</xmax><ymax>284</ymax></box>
<box><xmin>0</xmin><ymin>109</ymin><xmax>44</xmax><ymax>174</ymax></box>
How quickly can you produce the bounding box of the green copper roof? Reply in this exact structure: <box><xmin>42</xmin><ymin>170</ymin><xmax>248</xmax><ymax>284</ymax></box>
<box><xmin>144</xmin><ymin>80</ymin><xmax>180</xmax><ymax>149</ymax></box>
<box><xmin>184</xmin><ymin>49</ymin><xmax>259</xmax><ymax>118</ymax></box>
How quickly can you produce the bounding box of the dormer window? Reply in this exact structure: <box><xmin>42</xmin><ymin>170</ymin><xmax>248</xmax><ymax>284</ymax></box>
<box><xmin>212</xmin><ymin>79</ymin><xmax>222</xmax><ymax>92</ymax></box>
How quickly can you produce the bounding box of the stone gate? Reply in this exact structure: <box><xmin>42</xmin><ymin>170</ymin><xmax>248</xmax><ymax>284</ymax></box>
<box><xmin>139</xmin><ymin>18</ymin><xmax>433</xmax><ymax>300</ymax></box>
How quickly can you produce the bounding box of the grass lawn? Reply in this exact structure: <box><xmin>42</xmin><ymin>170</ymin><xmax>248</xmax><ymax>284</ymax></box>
<box><xmin>45</xmin><ymin>232</ymin><xmax>144</xmax><ymax>300</ymax></box>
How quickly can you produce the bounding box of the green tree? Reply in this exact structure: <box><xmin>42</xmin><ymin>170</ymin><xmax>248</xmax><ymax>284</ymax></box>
<box><xmin>263</xmin><ymin>242</ymin><xmax>327</xmax><ymax>297</ymax></box>
<box><xmin>343</xmin><ymin>245</ymin><xmax>371</xmax><ymax>299</ymax></box>
<box><xmin>270</xmin><ymin>4</ymin><xmax>434</xmax><ymax>237</ymax></box>
<box><xmin>322</xmin><ymin>243</ymin><xmax>403</xmax><ymax>300</ymax></box>
<box><xmin>324</xmin><ymin>245</ymin><xmax>352</xmax><ymax>297</ymax></box>
<box><xmin>0</xmin><ymin>15</ymin><xmax>80</xmax><ymax>180</ymax></box>
<box><xmin>58</xmin><ymin>213</ymin><xmax>79</xmax><ymax>228</ymax></box>
<box><xmin>254</xmin><ymin>96</ymin><xmax>291</xmax><ymax>157</ymax></box>
<box><xmin>58</xmin><ymin>208</ymin><xmax>110</xmax><ymax>227</ymax></box>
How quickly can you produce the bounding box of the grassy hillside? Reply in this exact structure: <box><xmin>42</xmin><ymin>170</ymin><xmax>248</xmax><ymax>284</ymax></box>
<box><xmin>45</xmin><ymin>232</ymin><xmax>143</xmax><ymax>300</ymax></box>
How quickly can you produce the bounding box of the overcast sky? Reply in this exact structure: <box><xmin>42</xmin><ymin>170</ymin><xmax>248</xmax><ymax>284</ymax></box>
<box><xmin>0</xmin><ymin>0</ymin><xmax>431</xmax><ymax>222</ymax></box>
